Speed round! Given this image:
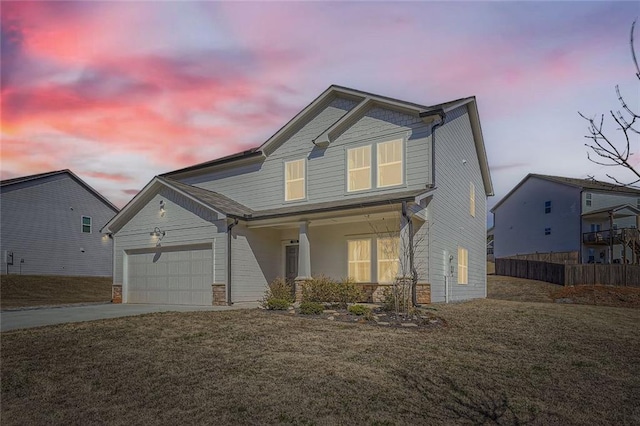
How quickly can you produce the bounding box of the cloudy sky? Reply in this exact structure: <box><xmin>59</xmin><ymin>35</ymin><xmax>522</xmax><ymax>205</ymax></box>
<box><xmin>1</xmin><ymin>1</ymin><xmax>638</xmax><ymax>222</ymax></box>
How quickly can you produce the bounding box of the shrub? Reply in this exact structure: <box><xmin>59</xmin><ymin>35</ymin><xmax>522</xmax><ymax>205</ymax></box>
<box><xmin>337</xmin><ymin>278</ymin><xmax>364</xmax><ymax>307</ymax></box>
<box><xmin>348</xmin><ymin>304</ymin><xmax>371</xmax><ymax>316</ymax></box>
<box><xmin>380</xmin><ymin>285</ymin><xmax>410</xmax><ymax>312</ymax></box>
<box><xmin>301</xmin><ymin>276</ymin><xmax>364</xmax><ymax>308</ymax></box>
<box><xmin>299</xmin><ymin>301</ymin><xmax>324</xmax><ymax>315</ymax></box>
<box><xmin>262</xmin><ymin>277</ymin><xmax>294</xmax><ymax>310</ymax></box>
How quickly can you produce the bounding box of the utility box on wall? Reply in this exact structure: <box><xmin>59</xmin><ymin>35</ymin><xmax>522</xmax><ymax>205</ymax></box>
<box><xmin>4</xmin><ymin>250</ymin><xmax>14</xmax><ymax>265</ymax></box>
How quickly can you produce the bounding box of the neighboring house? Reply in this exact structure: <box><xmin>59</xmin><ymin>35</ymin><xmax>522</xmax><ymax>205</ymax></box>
<box><xmin>491</xmin><ymin>174</ymin><xmax>640</xmax><ymax>264</ymax></box>
<box><xmin>102</xmin><ymin>85</ymin><xmax>493</xmax><ymax>305</ymax></box>
<box><xmin>1</xmin><ymin>170</ymin><xmax>119</xmax><ymax>276</ymax></box>
<box><xmin>487</xmin><ymin>226</ymin><xmax>494</xmax><ymax>261</ymax></box>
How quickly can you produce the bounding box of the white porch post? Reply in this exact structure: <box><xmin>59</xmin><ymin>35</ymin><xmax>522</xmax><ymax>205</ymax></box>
<box><xmin>297</xmin><ymin>221</ymin><xmax>311</xmax><ymax>280</ymax></box>
<box><xmin>398</xmin><ymin>214</ymin><xmax>411</xmax><ymax>279</ymax></box>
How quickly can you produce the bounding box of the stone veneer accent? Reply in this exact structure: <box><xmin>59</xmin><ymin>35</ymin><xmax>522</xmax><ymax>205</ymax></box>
<box><xmin>294</xmin><ymin>279</ymin><xmax>309</xmax><ymax>302</ymax></box>
<box><xmin>294</xmin><ymin>280</ymin><xmax>431</xmax><ymax>305</ymax></box>
<box><xmin>112</xmin><ymin>284</ymin><xmax>122</xmax><ymax>304</ymax></box>
<box><xmin>212</xmin><ymin>284</ymin><xmax>226</xmax><ymax>306</ymax></box>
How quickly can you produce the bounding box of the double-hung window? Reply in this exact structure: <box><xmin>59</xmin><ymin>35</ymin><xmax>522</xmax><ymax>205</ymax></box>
<box><xmin>377</xmin><ymin>139</ymin><xmax>403</xmax><ymax>187</ymax></box>
<box><xmin>82</xmin><ymin>216</ymin><xmax>92</xmax><ymax>233</ymax></box>
<box><xmin>377</xmin><ymin>237</ymin><xmax>400</xmax><ymax>283</ymax></box>
<box><xmin>285</xmin><ymin>159</ymin><xmax>305</xmax><ymax>201</ymax></box>
<box><xmin>586</xmin><ymin>193</ymin><xmax>592</xmax><ymax>207</ymax></box>
<box><xmin>348</xmin><ymin>239</ymin><xmax>371</xmax><ymax>282</ymax></box>
<box><xmin>544</xmin><ymin>201</ymin><xmax>551</xmax><ymax>214</ymax></box>
<box><xmin>347</xmin><ymin>146</ymin><xmax>371</xmax><ymax>192</ymax></box>
<box><xmin>457</xmin><ymin>247</ymin><xmax>468</xmax><ymax>284</ymax></box>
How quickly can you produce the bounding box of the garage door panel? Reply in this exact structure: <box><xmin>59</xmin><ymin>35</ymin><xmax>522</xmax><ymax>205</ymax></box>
<box><xmin>127</xmin><ymin>247</ymin><xmax>213</xmax><ymax>305</ymax></box>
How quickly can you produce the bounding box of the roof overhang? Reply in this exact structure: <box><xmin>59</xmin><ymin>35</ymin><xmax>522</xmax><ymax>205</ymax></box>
<box><xmin>582</xmin><ymin>204</ymin><xmax>640</xmax><ymax>220</ymax></box>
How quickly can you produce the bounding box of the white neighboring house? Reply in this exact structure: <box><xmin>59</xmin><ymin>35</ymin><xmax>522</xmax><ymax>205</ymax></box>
<box><xmin>491</xmin><ymin>174</ymin><xmax>640</xmax><ymax>264</ymax></box>
<box><xmin>0</xmin><ymin>169</ymin><xmax>119</xmax><ymax>276</ymax></box>
<box><xmin>102</xmin><ymin>85</ymin><xmax>494</xmax><ymax>305</ymax></box>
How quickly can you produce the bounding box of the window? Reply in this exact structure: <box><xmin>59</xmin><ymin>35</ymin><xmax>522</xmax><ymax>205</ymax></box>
<box><xmin>590</xmin><ymin>224</ymin><xmax>601</xmax><ymax>232</ymax></box>
<box><xmin>377</xmin><ymin>139</ymin><xmax>403</xmax><ymax>188</ymax></box>
<box><xmin>545</xmin><ymin>227</ymin><xmax>551</xmax><ymax>235</ymax></box>
<box><xmin>348</xmin><ymin>239</ymin><xmax>371</xmax><ymax>282</ymax></box>
<box><xmin>377</xmin><ymin>237</ymin><xmax>400</xmax><ymax>283</ymax></box>
<box><xmin>457</xmin><ymin>247</ymin><xmax>468</xmax><ymax>284</ymax></box>
<box><xmin>82</xmin><ymin>216</ymin><xmax>92</xmax><ymax>233</ymax></box>
<box><xmin>544</xmin><ymin>201</ymin><xmax>551</xmax><ymax>214</ymax></box>
<box><xmin>285</xmin><ymin>159</ymin><xmax>305</xmax><ymax>201</ymax></box>
<box><xmin>586</xmin><ymin>193</ymin><xmax>592</xmax><ymax>207</ymax></box>
<box><xmin>347</xmin><ymin>146</ymin><xmax>371</xmax><ymax>191</ymax></box>
<box><xmin>470</xmin><ymin>183</ymin><xmax>476</xmax><ymax>217</ymax></box>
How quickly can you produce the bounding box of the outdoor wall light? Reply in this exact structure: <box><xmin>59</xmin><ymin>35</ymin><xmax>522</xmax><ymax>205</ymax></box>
<box><xmin>150</xmin><ymin>227</ymin><xmax>166</xmax><ymax>237</ymax></box>
<box><xmin>159</xmin><ymin>200</ymin><xmax>166</xmax><ymax>216</ymax></box>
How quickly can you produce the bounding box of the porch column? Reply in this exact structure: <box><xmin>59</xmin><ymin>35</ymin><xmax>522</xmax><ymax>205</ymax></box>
<box><xmin>296</xmin><ymin>221</ymin><xmax>311</xmax><ymax>280</ymax></box>
<box><xmin>398</xmin><ymin>214</ymin><xmax>411</xmax><ymax>279</ymax></box>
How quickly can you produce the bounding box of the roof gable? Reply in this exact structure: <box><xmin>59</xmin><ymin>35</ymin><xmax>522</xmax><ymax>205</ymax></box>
<box><xmin>1</xmin><ymin>169</ymin><xmax>119</xmax><ymax>212</ymax></box>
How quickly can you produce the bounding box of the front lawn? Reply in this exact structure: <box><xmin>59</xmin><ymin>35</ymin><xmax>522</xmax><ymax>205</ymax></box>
<box><xmin>2</xmin><ymin>300</ymin><xmax>639</xmax><ymax>425</ymax></box>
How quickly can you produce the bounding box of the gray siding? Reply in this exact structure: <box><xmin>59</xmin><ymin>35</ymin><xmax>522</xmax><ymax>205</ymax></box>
<box><xmin>493</xmin><ymin>177</ymin><xmax>582</xmax><ymax>259</ymax></box>
<box><xmin>428</xmin><ymin>106</ymin><xmax>487</xmax><ymax>302</ymax></box>
<box><xmin>183</xmin><ymin>97</ymin><xmax>433</xmax><ymax>210</ymax></box>
<box><xmin>0</xmin><ymin>174</ymin><xmax>115</xmax><ymax>276</ymax></box>
<box><xmin>582</xmin><ymin>190</ymin><xmax>640</xmax><ymax>214</ymax></box>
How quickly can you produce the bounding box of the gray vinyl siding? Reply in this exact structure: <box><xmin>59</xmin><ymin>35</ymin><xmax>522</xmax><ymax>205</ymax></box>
<box><xmin>0</xmin><ymin>174</ymin><xmax>115</xmax><ymax>276</ymax></box>
<box><xmin>493</xmin><ymin>178</ymin><xmax>581</xmax><ymax>259</ymax></box>
<box><xmin>428</xmin><ymin>106</ymin><xmax>487</xmax><ymax>302</ymax></box>
<box><xmin>114</xmin><ymin>189</ymin><xmax>226</xmax><ymax>287</ymax></box>
<box><xmin>182</xmin><ymin>97</ymin><xmax>432</xmax><ymax>210</ymax></box>
<box><xmin>583</xmin><ymin>191</ymin><xmax>640</xmax><ymax>214</ymax></box>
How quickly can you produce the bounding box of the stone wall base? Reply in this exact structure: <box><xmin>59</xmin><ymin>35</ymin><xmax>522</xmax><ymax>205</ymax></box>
<box><xmin>112</xmin><ymin>284</ymin><xmax>122</xmax><ymax>304</ymax></box>
<box><xmin>294</xmin><ymin>279</ymin><xmax>309</xmax><ymax>302</ymax></box>
<box><xmin>212</xmin><ymin>284</ymin><xmax>227</xmax><ymax>306</ymax></box>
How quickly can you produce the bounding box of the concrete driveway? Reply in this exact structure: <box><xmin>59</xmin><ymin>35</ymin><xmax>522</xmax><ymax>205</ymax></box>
<box><xmin>0</xmin><ymin>302</ymin><xmax>259</xmax><ymax>332</ymax></box>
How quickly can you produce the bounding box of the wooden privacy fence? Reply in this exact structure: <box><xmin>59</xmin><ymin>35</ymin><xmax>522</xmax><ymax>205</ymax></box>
<box><xmin>495</xmin><ymin>258</ymin><xmax>640</xmax><ymax>287</ymax></box>
<box><xmin>505</xmin><ymin>251</ymin><xmax>579</xmax><ymax>265</ymax></box>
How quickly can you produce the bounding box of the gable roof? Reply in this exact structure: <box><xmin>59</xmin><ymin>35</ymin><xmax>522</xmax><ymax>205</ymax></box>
<box><xmin>159</xmin><ymin>178</ymin><xmax>254</xmax><ymax>217</ymax></box>
<box><xmin>582</xmin><ymin>204</ymin><xmax>640</xmax><ymax>219</ymax></box>
<box><xmin>491</xmin><ymin>173</ymin><xmax>640</xmax><ymax>213</ymax></box>
<box><xmin>162</xmin><ymin>85</ymin><xmax>494</xmax><ymax>195</ymax></box>
<box><xmin>1</xmin><ymin>169</ymin><xmax>119</xmax><ymax>212</ymax></box>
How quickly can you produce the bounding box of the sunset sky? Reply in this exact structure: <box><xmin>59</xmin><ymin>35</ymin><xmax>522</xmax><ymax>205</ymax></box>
<box><xmin>1</xmin><ymin>1</ymin><xmax>638</xmax><ymax>221</ymax></box>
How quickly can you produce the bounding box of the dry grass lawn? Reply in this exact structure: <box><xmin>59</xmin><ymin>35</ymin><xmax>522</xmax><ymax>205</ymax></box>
<box><xmin>2</xmin><ymin>300</ymin><xmax>639</xmax><ymax>425</ymax></box>
<box><xmin>487</xmin><ymin>274</ymin><xmax>559</xmax><ymax>303</ymax></box>
<box><xmin>0</xmin><ymin>275</ymin><xmax>112</xmax><ymax>309</ymax></box>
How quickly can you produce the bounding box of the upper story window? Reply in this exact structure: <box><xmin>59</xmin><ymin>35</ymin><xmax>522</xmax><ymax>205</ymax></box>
<box><xmin>377</xmin><ymin>139</ymin><xmax>403</xmax><ymax>188</ymax></box>
<box><xmin>470</xmin><ymin>183</ymin><xmax>476</xmax><ymax>217</ymax></box>
<box><xmin>545</xmin><ymin>227</ymin><xmax>551</xmax><ymax>235</ymax></box>
<box><xmin>347</xmin><ymin>146</ymin><xmax>372</xmax><ymax>192</ymax></box>
<box><xmin>586</xmin><ymin>193</ymin><xmax>592</xmax><ymax>206</ymax></box>
<box><xmin>82</xmin><ymin>216</ymin><xmax>92</xmax><ymax>233</ymax></box>
<box><xmin>457</xmin><ymin>246</ymin><xmax>468</xmax><ymax>284</ymax></box>
<box><xmin>285</xmin><ymin>159</ymin><xmax>305</xmax><ymax>201</ymax></box>
<box><xmin>348</xmin><ymin>239</ymin><xmax>371</xmax><ymax>282</ymax></box>
<box><xmin>544</xmin><ymin>201</ymin><xmax>551</xmax><ymax>214</ymax></box>
<box><xmin>377</xmin><ymin>237</ymin><xmax>400</xmax><ymax>283</ymax></box>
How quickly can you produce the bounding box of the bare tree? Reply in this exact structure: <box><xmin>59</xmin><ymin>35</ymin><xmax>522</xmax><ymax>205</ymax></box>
<box><xmin>580</xmin><ymin>20</ymin><xmax>640</xmax><ymax>187</ymax></box>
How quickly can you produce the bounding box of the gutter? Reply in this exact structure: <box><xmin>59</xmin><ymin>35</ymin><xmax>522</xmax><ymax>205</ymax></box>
<box><xmin>226</xmin><ymin>218</ymin><xmax>239</xmax><ymax>306</ymax></box>
<box><xmin>402</xmin><ymin>201</ymin><xmax>420</xmax><ymax>307</ymax></box>
<box><xmin>419</xmin><ymin>109</ymin><xmax>446</xmax><ymax>188</ymax></box>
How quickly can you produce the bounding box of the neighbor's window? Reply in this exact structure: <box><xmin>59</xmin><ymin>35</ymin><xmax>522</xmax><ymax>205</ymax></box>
<box><xmin>348</xmin><ymin>239</ymin><xmax>371</xmax><ymax>282</ymax></box>
<box><xmin>470</xmin><ymin>182</ymin><xmax>476</xmax><ymax>217</ymax></box>
<box><xmin>82</xmin><ymin>216</ymin><xmax>92</xmax><ymax>233</ymax></box>
<box><xmin>377</xmin><ymin>139</ymin><xmax>403</xmax><ymax>188</ymax></box>
<box><xmin>377</xmin><ymin>237</ymin><xmax>400</xmax><ymax>283</ymax></box>
<box><xmin>586</xmin><ymin>193</ymin><xmax>592</xmax><ymax>207</ymax></box>
<box><xmin>457</xmin><ymin>246</ymin><xmax>468</xmax><ymax>284</ymax></box>
<box><xmin>347</xmin><ymin>145</ymin><xmax>371</xmax><ymax>192</ymax></box>
<box><xmin>545</xmin><ymin>227</ymin><xmax>551</xmax><ymax>235</ymax></box>
<box><xmin>544</xmin><ymin>200</ymin><xmax>551</xmax><ymax>214</ymax></box>
<box><xmin>285</xmin><ymin>159</ymin><xmax>305</xmax><ymax>201</ymax></box>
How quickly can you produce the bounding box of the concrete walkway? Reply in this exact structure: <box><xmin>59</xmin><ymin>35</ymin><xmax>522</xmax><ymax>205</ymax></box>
<box><xmin>0</xmin><ymin>302</ymin><xmax>259</xmax><ymax>332</ymax></box>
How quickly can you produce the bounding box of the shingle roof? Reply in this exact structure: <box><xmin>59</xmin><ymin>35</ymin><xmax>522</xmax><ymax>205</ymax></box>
<box><xmin>531</xmin><ymin>174</ymin><xmax>640</xmax><ymax>195</ymax></box>
<box><xmin>0</xmin><ymin>169</ymin><xmax>69</xmax><ymax>187</ymax></box>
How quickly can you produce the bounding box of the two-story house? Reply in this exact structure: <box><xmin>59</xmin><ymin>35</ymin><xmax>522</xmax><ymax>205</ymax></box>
<box><xmin>491</xmin><ymin>174</ymin><xmax>640</xmax><ymax>264</ymax></box>
<box><xmin>102</xmin><ymin>85</ymin><xmax>493</xmax><ymax>305</ymax></box>
<box><xmin>1</xmin><ymin>169</ymin><xmax>118</xmax><ymax>276</ymax></box>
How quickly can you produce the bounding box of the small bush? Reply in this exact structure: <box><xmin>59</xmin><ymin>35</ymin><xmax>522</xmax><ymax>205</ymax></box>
<box><xmin>301</xmin><ymin>275</ymin><xmax>364</xmax><ymax>308</ymax></box>
<box><xmin>299</xmin><ymin>301</ymin><xmax>324</xmax><ymax>315</ymax></box>
<box><xmin>380</xmin><ymin>285</ymin><xmax>410</xmax><ymax>312</ymax></box>
<box><xmin>262</xmin><ymin>277</ymin><xmax>294</xmax><ymax>310</ymax></box>
<box><xmin>337</xmin><ymin>278</ymin><xmax>364</xmax><ymax>307</ymax></box>
<box><xmin>348</xmin><ymin>304</ymin><xmax>371</xmax><ymax>316</ymax></box>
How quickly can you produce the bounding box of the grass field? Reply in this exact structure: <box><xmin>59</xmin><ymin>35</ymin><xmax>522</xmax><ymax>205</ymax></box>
<box><xmin>0</xmin><ymin>275</ymin><xmax>112</xmax><ymax>309</ymax></box>
<box><xmin>2</xmin><ymin>299</ymin><xmax>639</xmax><ymax>425</ymax></box>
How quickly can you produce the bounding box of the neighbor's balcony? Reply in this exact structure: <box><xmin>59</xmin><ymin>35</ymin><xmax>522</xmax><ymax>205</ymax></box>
<box><xmin>582</xmin><ymin>228</ymin><xmax>639</xmax><ymax>245</ymax></box>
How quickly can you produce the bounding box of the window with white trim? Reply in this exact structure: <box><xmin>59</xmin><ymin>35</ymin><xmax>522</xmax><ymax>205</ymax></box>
<box><xmin>586</xmin><ymin>193</ymin><xmax>592</xmax><ymax>207</ymax></box>
<box><xmin>377</xmin><ymin>139</ymin><xmax>403</xmax><ymax>188</ymax></box>
<box><xmin>348</xmin><ymin>239</ymin><xmax>371</xmax><ymax>282</ymax></box>
<box><xmin>285</xmin><ymin>159</ymin><xmax>305</xmax><ymax>201</ymax></box>
<box><xmin>470</xmin><ymin>182</ymin><xmax>476</xmax><ymax>217</ymax></box>
<box><xmin>377</xmin><ymin>237</ymin><xmax>400</xmax><ymax>283</ymax></box>
<box><xmin>457</xmin><ymin>246</ymin><xmax>468</xmax><ymax>284</ymax></box>
<box><xmin>82</xmin><ymin>216</ymin><xmax>92</xmax><ymax>233</ymax></box>
<box><xmin>347</xmin><ymin>146</ymin><xmax>371</xmax><ymax>192</ymax></box>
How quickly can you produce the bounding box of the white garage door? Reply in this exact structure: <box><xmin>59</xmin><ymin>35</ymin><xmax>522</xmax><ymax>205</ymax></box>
<box><xmin>127</xmin><ymin>247</ymin><xmax>213</xmax><ymax>305</ymax></box>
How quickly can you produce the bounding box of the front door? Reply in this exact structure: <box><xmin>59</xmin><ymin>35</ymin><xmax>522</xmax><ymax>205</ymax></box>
<box><xmin>285</xmin><ymin>245</ymin><xmax>299</xmax><ymax>287</ymax></box>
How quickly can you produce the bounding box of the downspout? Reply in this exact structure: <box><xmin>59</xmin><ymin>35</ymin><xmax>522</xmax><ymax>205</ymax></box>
<box><xmin>402</xmin><ymin>201</ymin><xmax>419</xmax><ymax>307</ymax></box>
<box><xmin>227</xmin><ymin>218</ymin><xmax>239</xmax><ymax>306</ymax></box>
<box><xmin>419</xmin><ymin>109</ymin><xmax>446</xmax><ymax>188</ymax></box>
